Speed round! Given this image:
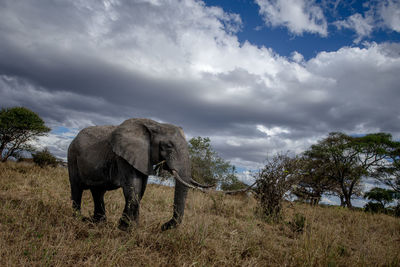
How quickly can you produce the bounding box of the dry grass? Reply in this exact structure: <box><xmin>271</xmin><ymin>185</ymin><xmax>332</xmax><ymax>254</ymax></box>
<box><xmin>0</xmin><ymin>162</ymin><xmax>399</xmax><ymax>266</ymax></box>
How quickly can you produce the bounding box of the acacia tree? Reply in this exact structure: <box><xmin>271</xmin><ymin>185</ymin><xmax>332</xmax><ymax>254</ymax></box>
<box><xmin>304</xmin><ymin>132</ymin><xmax>399</xmax><ymax>208</ymax></box>
<box><xmin>0</xmin><ymin>107</ymin><xmax>50</xmax><ymax>162</ymax></box>
<box><xmin>292</xmin><ymin>157</ymin><xmax>337</xmax><ymax>205</ymax></box>
<box><xmin>188</xmin><ymin>136</ymin><xmax>245</xmax><ymax>189</ymax></box>
<box><xmin>374</xmin><ymin>149</ymin><xmax>400</xmax><ymax>215</ymax></box>
<box><xmin>364</xmin><ymin>187</ymin><xmax>397</xmax><ymax>208</ymax></box>
<box><xmin>374</xmin><ymin>148</ymin><xmax>400</xmax><ymax>194</ymax></box>
<box><xmin>294</xmin><ymin>156</ymin><xmax>363</xmax><ymax>207</ymax></box>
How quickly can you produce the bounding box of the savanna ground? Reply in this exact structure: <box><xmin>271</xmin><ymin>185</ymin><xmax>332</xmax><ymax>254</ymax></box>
<box><xmin>0</xmin><ymin>162</ymin><xmax>399</xmax><ymax>266</ymax></box>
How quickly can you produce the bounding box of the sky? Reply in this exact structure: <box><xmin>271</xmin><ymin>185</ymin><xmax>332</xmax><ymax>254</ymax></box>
<box><xmin>1</xmin><ymin>0</ymin><xmax>400</xmax><ymax>197</ymax></box>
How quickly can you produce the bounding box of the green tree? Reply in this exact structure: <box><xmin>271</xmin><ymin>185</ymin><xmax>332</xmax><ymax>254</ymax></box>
<box><xmin>304</xmin><ymin>132</ymin><xmax>399</xmax><ymax>208</ymax></box>
<box><xmin>364</xmin><ymin>187</ymin><xmax>400</xmax><ymax>214</ymax></box>
<box><xmin>0</xmin><ymin>107</ymin><xmax>50</xmax><ymax>162</ymax></box>
<box><xmin>188</xmin><ymin>136</ymin><xmax>244</xmax><ymax>189</ymax></box>
<box><xmin>364</xmin><ymin>187</ymin><xmax>397</xmax><ymax>207</ymax></box>
<box><xmin>292</xmin><ymin>156</ymin><xmax>337</xmax><ymax>205</ymax></box>
<box><xmin>374</xmin><ymin>148</ymin><xmax>400</xmax><ymax>194</ymax></box>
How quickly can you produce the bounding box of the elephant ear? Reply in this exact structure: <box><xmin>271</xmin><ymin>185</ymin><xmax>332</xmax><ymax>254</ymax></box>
<box><xmin>111</xmin><ymin>119</ymin><xmax>152</xmax><ymax>176</ymax></box>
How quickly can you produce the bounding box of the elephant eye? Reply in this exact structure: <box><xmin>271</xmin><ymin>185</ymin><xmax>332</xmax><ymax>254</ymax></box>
<box><xmin>161</xmin><ymin>142</ymin><xmax>173</xmax><ymax>149</ymax></box>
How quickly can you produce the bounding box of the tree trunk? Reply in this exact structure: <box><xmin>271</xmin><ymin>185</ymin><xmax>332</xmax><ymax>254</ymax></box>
<box><xmin>339</xmin><ymin>195</ymin><xmax>345</xmax><ymax>207</ymax></box>
<box><xmin>340</xmin><ymin>178</ymin><xmax>353</xmax><ymax>208</ymax></box>
<box><xmin>0</xmin><ymin>143</ymin><xmax>5</xmax><ymax>162</ymax></box>
<box><xmin>344</xmin><ymin>193</ymin><xmax>353</xmax><ymax>209</ymax></box>
<box><xmin>346</xmin><ymin>183</ymin><xmax>355</xmax><ymax>209</ymax></box>
<box><xmin>1</xmin><ymin>148</ymin><xmax>13</xmax><ymax>162</ymax></box>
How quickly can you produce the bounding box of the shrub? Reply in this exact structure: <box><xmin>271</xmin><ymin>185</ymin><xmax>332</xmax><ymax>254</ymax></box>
<box><xmin>364</xmin><ymin>201</ymin><xmax>386</xmax><ymax>214</ymax></box>
<box><xmin>395</xmin><ymin>204</ymin><xmax>400</xmax><ymax>217</ymax></box>
<box><xmin>254</xmin><ymin>153</ymin><xmax>301</xmax><ymax>222</ymax></box>
<box><xmin>288</xmin><ymin>213</ymin><xmax>306</xmax><ymax>234</ymax></box>
<box><xmin>32</xmin><ymin>148</ymin><xmax>59</xmax><ymax>168</ymax></box>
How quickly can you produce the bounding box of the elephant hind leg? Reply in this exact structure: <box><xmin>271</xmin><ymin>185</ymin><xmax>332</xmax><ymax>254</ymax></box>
<box><xmin>69</xmin><ymin>157</ymin><xmax>83</xmax><ymax>215</ymax></box>
<box><xmin>90</xmin><ymin>188</ymin><xmax>107</xmax><ymax>222</ymax></box>
<box><xmin>71</xmin><ymin>184</ymin><xmax>83</xmax><ymax>214</ymax></box>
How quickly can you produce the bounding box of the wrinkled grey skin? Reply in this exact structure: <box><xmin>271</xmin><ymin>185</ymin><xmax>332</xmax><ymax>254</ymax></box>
<box><xmin>68</xmin><ymin>118</ymin><xmax>192</xmax><ymax>231</ymax></box>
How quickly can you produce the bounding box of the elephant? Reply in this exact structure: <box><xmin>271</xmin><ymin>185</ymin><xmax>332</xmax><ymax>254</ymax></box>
<box><xmin>67</xmin><ymin>118</ymin><xmax>211</xmax><ymax>231</ymax></box>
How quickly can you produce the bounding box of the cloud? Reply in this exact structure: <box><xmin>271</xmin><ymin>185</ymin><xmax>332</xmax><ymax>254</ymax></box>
<box><xmin>0</xmin><ymin>75</ymin><xmax>127</xmax><ymax>128</ymax></box>
<box><xmin>334</xmin><ymin>13</ymin><xmax>374</xmax><ymax>43</ymax></box>
<box><xmin>253</xmin><ymin>0</ymin><xmax>399</xmax><ymax>43</ymax></box>
<box><xmin>332</xmin><ymin>0</ymin><xmax>400</xmax><ymax>43</ymax></box>
<box><xmin>320</xmin><ymin>196</ymin><xmax>338</xmax><ymax>206</ymax></box>
<box><xmin>0</xmin><ymin>0</ymin><xmax>399</xmax><ymax>176</ymax></box>
<box><xmin>255</xmin><ymin>0</ymin><xmax>328</xmax><ymax>36</ymax></box>
<box><xmin>305</xmin><ymin>42</ymin><xmax>400</xmax><ymax>136</ymax></box>
<box><xmin>236</xmin><ymin>170</ymin><xmax>256</xmax><ymax>185</ymax></box>
<box><xmin>378</xmin><ymin>0</ymin><xmax>400</xmax><ymax>33</ymax></box>
<box><xmin>256</xmin><ymin>125</ymin><xmax>290</xmax><ymax>136</ymax></box>
<box><xmin>34</xmin><ymin>129</ymin><xmax>79</xmax><ymax>161</ymax></box>
<box><xmin>291</xmin><ymin>51</ymin><xmax>305</xmax><ymax>63</ymax></box>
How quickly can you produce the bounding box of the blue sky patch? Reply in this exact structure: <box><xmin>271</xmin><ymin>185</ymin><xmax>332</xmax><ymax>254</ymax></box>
<box><xmin>203</xmin><ymin>0</ymin><xmax>400</xmax><ymax>59</ymax></box>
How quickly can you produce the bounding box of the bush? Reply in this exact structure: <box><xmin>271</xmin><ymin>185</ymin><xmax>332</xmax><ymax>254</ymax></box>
<box><xmin>287</xmin><ymin>213</ymin><xmax>306</xmax><ymax>234</ymax></box>
<box><xmin>254</xmin><ymin>153</ymin><xmax>301</xmax><ymax>222</ymax></box>
<box><xmin>395</xmin><ymin>204</ymin><xmax>400</xmax><ymax>217</ymax></box>
<box><xmin>364</xmin><ymin>201</ymin><xmax>386</xmax><ymax>214</ymax></box>
<box><xmin>32</xmin><ymin>148</ymin><xmax>59</xmax><ymax>168</ymax></box>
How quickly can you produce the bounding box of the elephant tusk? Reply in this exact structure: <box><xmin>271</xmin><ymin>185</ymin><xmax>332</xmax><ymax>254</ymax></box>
<box><xmin>170</xmin><ymin>170</ymin><xmax>254</xmax><ymax>194</ymax></box>
<box><xmin>188</xmin><ymin>177</ymin><xmax>215</xmax><ymax>188</ymax></box>
<box><xmin>171</xmin><ymin>170</ymin><xmax>205</xmax><ymax>191</ymax></box>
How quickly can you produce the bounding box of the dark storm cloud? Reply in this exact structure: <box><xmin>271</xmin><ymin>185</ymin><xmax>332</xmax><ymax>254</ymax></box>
<box><xmin>1</xmin><ymin>0</ymin><xmax>400</xmax><ymax>170</ymax></box>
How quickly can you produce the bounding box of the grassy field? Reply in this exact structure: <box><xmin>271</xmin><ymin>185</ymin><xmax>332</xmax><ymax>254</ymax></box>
<box><xmin>0</xmin><ymin>162</ymin><xmax>399</xmax><ymax>266</ymax></box>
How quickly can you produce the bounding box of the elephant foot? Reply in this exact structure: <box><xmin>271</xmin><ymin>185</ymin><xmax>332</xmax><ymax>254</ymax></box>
<box><xmin>118</xmin><ymin>216</ymin><xmax>137</xmax><ymax>231</ymax></box>
<box><xmin>72</xmin><ymin>209</ymin><xmax>83</xmax><ymax>219</ymax></box>
<box><xmin>92</xmin><ymin>214</ymin><xmax>107</xmax><ymax>223</ymax></box>
<box><xmin>82</xmin><ymin>215</ymin><xmax>106</xmax><ymax>223</ymax></box>
<box><xmin>161</xmin><ymin>218</ymin><xmax>180</xmax><ymax>231</ymax></box>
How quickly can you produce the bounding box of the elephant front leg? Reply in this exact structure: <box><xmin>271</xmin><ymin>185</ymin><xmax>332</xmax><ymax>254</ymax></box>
<box><xmin>90</xmin><ymin>188</ymin><xmax>106</xmax><ymax>222</ymax></box>
<box><xmin>119</xmin><ymin>178</ymin><xmax>142</xmax><ymax>231</ymax></box>
<box><xmin>161</xmin><ymin>180</ymin><xmax>188</xmax><ymax>231</ymax></box>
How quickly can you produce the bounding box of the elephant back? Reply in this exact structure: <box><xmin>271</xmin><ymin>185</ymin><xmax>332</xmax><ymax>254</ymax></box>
<box><xmin>71</xmin><ymin>125</ymin><xmax>116</xmax><ymax>152</ymax></box>
<box><xmin>68</xmin><ymin>125</ymin><xmax>117</xmax><ymax>185</ymax></box>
